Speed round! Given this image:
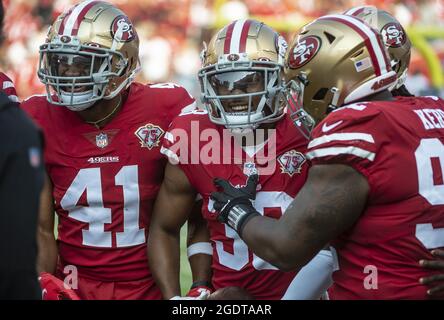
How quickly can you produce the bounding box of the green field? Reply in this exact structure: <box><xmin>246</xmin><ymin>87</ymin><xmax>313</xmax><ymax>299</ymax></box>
<box><xmin>179</xmin><ymin>225</ymin><xmax>193</xmax><ymax>295</ymax></box>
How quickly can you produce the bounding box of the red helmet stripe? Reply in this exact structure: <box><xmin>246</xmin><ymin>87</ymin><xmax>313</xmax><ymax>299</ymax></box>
<box><xmin>346</xmin><ymin>14</ymin><xmax>391</xmax><ymax>74</ymax></box>
<box><xmin>239</xmin><ymin>20</ymin><xmax>252</xmax><ymax>53</ymax></box>
<box><xmin>344</xmin><ymin>6</ymin><xmax>366</xmax><ymax>16</ymax></box>
<box><xmin>320</xmin><ymin>15</ymin><xmax>388</xmax><ymax>76</ymax></box>
<box><xmin>71</xmin><ymin>1</ymin><xmax>100</xmax><ymax>36</ymax></box>
<box><xmin>375</xmin><ymin>31</ymin><xmax>391</xmax><ymax>71</ymax></box>
<box><xmin>224</xmin><ymin>21</ymin><xmax>236</xmax><ymax>54</ymax></box>
<box><xmin>58</xmin><ymin>6</ymin><xmax>76</xmax><ymax>35</ymax></box>
<box><xmin>58</xmin><ymin>0</ymin><xmax>100</xmax><ymax>36</ymax></box>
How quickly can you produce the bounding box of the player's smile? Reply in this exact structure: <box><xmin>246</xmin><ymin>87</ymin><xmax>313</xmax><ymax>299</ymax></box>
<box><xmin>227</xmin><ymin>104</ymin><xmax>249</xmax><ymax>113</ymax></box>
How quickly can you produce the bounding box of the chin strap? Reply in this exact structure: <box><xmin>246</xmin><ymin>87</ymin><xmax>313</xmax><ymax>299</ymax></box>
<box><xmin>326</xmin><ymin>87</ymin><xmax>341</xmax><ymax>114</ymax></box>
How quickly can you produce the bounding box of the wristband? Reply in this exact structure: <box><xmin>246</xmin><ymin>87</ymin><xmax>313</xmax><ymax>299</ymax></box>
<box><xmin>190</xmin><ymin>280</ymin><xmax>213</xmax><ymax>290</ymax></box>
<box><xmin>227</xmin><ymin>203</ymin><xmax>260</xmax><ymax>235</ymax></box>
<box><xmin>187</xmin><ymin>242</ymin><xmax>213</xmax><ymax>258</ymax></box>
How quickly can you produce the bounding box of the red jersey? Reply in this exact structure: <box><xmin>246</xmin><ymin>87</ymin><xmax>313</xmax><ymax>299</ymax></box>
<box><xmin>22</xmin><ymin>82</ymin><xmax>195</xmax><ymax>282</ymax></box>
<box><xmin>162</xmin><ymin>109</ymin><xmax>309</xmax><ymax>299</ymax></box>
<box><xmin>306</xmin><ymin>96</ymin><xmax>444</xmax><ymax>299</ymax></box>
<box><xmin>0</xmin><ymin>72</ymin><xmax>18</xmax><ymax>102</ymax></box>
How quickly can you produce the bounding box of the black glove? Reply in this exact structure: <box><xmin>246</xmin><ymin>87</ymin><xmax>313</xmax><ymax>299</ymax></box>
<box><xmin>210</xmin><ymin>174</ymin><xmax>260</xmax><ymax>235</ymax></box>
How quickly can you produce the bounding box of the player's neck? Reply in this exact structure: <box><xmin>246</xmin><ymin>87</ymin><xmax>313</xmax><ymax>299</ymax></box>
<box><xmin>359</xmin><ymin>90</ymin><xmax>395</xmax><ymax>103</ymax></box>
<box><xmin>77</xmin><ymin>94</ymin><xmax>123</xmax><ymax>129</ymax></box>
<box><xmin>233</xmin><ymin>122</ymin><xmax>277</xmax><ymax>147</ymax></box>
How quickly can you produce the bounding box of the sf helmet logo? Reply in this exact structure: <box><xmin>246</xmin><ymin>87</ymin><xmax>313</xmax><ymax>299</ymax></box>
<box><xmin>382</xmin><ymin>23</ymin><xmax>406</xmax><ymax>48</ymax></box>
<box><xmin>227</xmin><ymin>54</ymin><xmax>240</xmax><ymax>61</ymax></box>
<box><xmin>112</xmin><ymin>15</ymin><xmax>136</xmax><ymax>42</ymax></box>
<box><xmin>288</xmin><ymin>36</ymin><xmax>321</xmax><ymax>69</ymax></box>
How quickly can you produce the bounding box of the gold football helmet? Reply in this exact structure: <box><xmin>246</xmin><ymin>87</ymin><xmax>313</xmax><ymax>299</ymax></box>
<box><xmin>198</xmin><ymin>19</ymin><xmax>288</xmax><ymax>130</ymax></box>
<box><xmin>284</xmin><ymin>14</ymin><xmax>397</xmax><ymax>138</ymax></box>
<box><xmin>38</xmin><ymin>0</ymin><xmax>140</xmax><ymax>111</ymax></box>
<box><xmin>344</xmin><ymin>6</ymin><xmax>411</xmax><ymax>89</ymax></box>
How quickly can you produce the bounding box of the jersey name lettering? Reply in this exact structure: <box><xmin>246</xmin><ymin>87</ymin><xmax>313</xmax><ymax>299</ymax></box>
<box><xmin>414</xmin><ymin>108</ymin><xmax>444</xmax><ymax>130</ymax></box>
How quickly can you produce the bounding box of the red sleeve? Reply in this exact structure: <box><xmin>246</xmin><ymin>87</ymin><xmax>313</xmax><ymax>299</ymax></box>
<box><xmin>160</xmin><ymin>109</ymin><xmax>208</xmax><ymax>186</ymax></box>
<box><xmin>306</xmin><ymin>102</ymin><xmax>385</xmax><ymax>180</ymax></box>
<box><xmin>168</xmin><ymin>85</ymin><xmax>196</xmax><ymax>119</ymax></box>
<box><xmin>0</xmin><ymin>72</ymin><xmax>19</xmax><ymax>102</ymax></box>
<box><xmin>147</xmin><ymin>82</ymin><xmax>196</xmax><ymax>123</ymax></box>
<box><xmin>161</xmin><ymin>109</ymin><xmax>207</xmax><ymax>163</ymax></box>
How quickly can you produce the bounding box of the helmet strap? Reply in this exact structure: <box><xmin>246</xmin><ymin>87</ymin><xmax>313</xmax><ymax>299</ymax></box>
<box><xmin>326</xmin><ymin>87</ymin><xmax>341</xmax><ymax>114</ymax></box>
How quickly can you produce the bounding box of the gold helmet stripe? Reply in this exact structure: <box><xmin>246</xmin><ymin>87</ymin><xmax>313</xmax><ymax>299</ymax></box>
<box><xmin>59</xmin><ymin>0</ymin><xmax>100</xmax><ymax>36</ymax></box>
<box><xmin>319</xmin><ymin>14</ymin><xmax>390</xmax><ymax>77</ymax></box>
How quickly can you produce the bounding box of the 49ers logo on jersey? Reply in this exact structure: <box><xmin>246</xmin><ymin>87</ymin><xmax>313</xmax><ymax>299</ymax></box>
<box><xmin>111</xmin><ymin>15</ymin><xmax>136</xmax><ymax>42</ymax></box>
<box><xmin>382</xmin><ymin>23</ymin><xmax>406</xmax><ymax>48</ymax></box>
<box><xmin>135</xmin><ymin>124</ymin><xmax>164</xmax><ymax>149</ymax></box>
<box><xmin>288</xmin><ymin>36</ymin><xmax>321</xmax><ymax>69</ymax></box>
<box><xmin>278</xmin><ymin>150</ymin><xmax>306</xmax><ymax>176</ymax></box>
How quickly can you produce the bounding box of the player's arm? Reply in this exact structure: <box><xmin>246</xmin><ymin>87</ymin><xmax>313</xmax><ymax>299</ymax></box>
<box><xmin>186</xmin><ymin>200</ymin><xmax>213</xmax><ymax>296</ymax></box>
<box><xmin>37</xmin><ymin>171</ymin><xmax>58</xmax><ymax>274</ymax></box>
<box><xmin>212</xmin><ymin>164</ymin><xmax>368</xmax><ymax>271</ymax></box>
<box><xmin>148</xmin><ymin>162</ymin><xmax>198</xmax><ymax>299</ymax></box>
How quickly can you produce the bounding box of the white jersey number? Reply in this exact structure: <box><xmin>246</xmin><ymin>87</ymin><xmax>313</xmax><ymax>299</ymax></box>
<box><xmin>60</xmin><ymin>165</ymin><xmax>145</xmax><ymax>248</ymax></box>
<box><xmin>414</xmin><ymin>138</ymin><xmax>444</xmax><ymax>249</ymax></box>
<box><xmin>213</xmin><ymin>191</ymin><xmax>294</xmax><ymax>271</ymax></box>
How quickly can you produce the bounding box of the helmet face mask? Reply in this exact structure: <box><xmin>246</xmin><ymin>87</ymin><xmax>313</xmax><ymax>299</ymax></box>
<box><xmin>38</xmin><ymin>1</ymin><xmax>140</xmax><ymax>111</ymax></box>
<box><xmin>199</xmin><ymin>59</ymin><xmax>284</xmax><ymax>130</ymax></box>
<box><xmin>39</xmin><ymin>40</ymin><xmax>126</xmax><ymax>110</ymax></box>
<box><xmin>198</xmin><ymin>20</ymin><xmax>288</xmax><ymax>131</ymax></box>
<box><xmin>284</xmin><ymin>77</ymin><xmax>315</xmax><ymax>140</ymax></box>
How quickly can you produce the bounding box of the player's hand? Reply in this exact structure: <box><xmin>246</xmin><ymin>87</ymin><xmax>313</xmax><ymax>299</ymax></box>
<box><xmin>210</xmin><ymin>174</ymin><xmax>260</xmax><ymax>234</ymax></box>
<box><xmin>208</xmin><ymin>286</ymin><xmax>254</xmax><ymax>300</ymax></box>
<box><xmin>38</xmin><ymin>272</ymin><xmax>81</xmax><ymax>300</ymax></box>
<box><xmin>419</xmin><ymin>249</ymin><xmax>444</xmax><ymax>297</ymax></box>
<box><xmin>170</xmin><ymin>290</ymin><xmax>210</xmax><ymax>300</ymax></box>
<box><xmin>186</xmin><ymin>285</ymin><xmax>212</xmax><ymax>300</ymax></box>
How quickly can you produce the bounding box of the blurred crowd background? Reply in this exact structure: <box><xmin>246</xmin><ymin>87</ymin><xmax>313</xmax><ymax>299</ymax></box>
<box><xmin>2</xmin><ymin>0</ymin><xmax>444</xmax><ymax>101</ymax></box>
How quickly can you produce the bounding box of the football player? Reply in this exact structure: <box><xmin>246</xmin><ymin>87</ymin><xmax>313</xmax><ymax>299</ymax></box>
<box><xmin>148</xmin><ymin>19</ymin><xmax>335</xmax><ymax>300</ymax></box>
<box><xmin>21</xmin><ymin>0</ymin><xmax>196</xmax><ymax>300</ymax></box>
<box><xmin>0</xmin><ymin>0</ymin><xmax>43</xmax><ymax>299</ymax></box>
<box><xmin>211</xmin><ymin>14</ymin><xmax>444</xmax><ymax>299</ymax></box>
<box><xmin>346</xmin><ymin>6</ymin><xmax>444</xmax><ymax>298</ymax></box>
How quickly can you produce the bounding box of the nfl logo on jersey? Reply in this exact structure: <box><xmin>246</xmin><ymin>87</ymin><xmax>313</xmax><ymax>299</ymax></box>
<box><xmin>95</xmin><ymin>133</ymin><xmax>109</xmax><ymax>149</ymax></box>
<box><xmin>243</xmin><ymin>162</ymin><xmax>258</xmax><ymax>176</ymax></box>
<box><xmin>277</xmin><ymin>150</ymin><xmax>306</xmax><ymax>176</ymax></box>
